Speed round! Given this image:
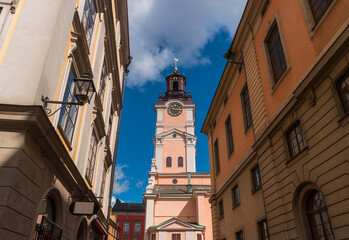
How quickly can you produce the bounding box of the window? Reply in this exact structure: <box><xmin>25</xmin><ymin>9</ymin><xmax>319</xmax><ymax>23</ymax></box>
<box><xmin>99</xmin><ymin>60</ymin><xmax>107</xmax><ymax>105</ymax></box>
<box><xmin>286</xmin><ymin>121</ymin><xmax>306</xmax><ymax>158</ymax></box>
<box><xmin>266</xmin><ymin>23</ymin><xmax>287</xmax><ymax>84</ymax></box>
<box><xmin>214</xmin><ymin>139</ymin><xmax>221</xmax><ymax>174</ymax></box>
<box><xmin>166</xmin><ymin>157</ymin><xmax>172</xmax><ymax>167</ymax></box>
<box><xmin>0</xmin><ymin>7</ymin><xmax>2</xmax><ymax>14</ymax></box>
<box><xmin>107</xmin><ymin>108</ymin><xmax>114</xmax><ymax>143</ymax></box>
<box><xmin>134</xmin><ymin>238</ymin><xmax>140</xmax><ymax>240</ymax></box>
<box><xmin>85</xmin><ymin>130</ymin><xmax>98</xmax><ymax>184</ymax></box>
<box><xmin>308</xmin><ymin>0</ymin><xmax>333</xmax><ymax>24</ymax></box>
<box><xmin>197</xmin><ymin>234</ymin><xmax>202</xmax><ymax>240</ymax></box>
<box><xmin>225</xmin><ymin>115</ymin><xmax>234</xmax><ymax>156</ymax></box>
<box><xmin>307</xmin><ymin>190</ymin><xmax>334</xmax><ymax>239</ymax></box>
<box><xmin>58</xmin><ymin>67</ymin><xmax>79</xmax><ymax>143</ymax></box>
<box><xmin>172</xmin><ymin>234</ymin><xmax>181</xmax><ymax>240</ymax></box>
<box><xmin>178</xmin><ymin>157</ymin><xmax>183</xmax><ymax>167</ymax></box>
<box><xmin>173</xmin><ymin>81</ymin><xmax>178</xmax><ymax>91</ymax></box>
<box><xmin>123</xmin><ymin>221</ymin><xmax>130</xmax><ymax>233</ymax></box>
<box><xmin>232</xmin><ymin>185</ymin><xmax>240</xmax><ymax>207</ymax></box>
<box><xmin>252</xmin><ymin>165</ymin><xmax>262</xmax><ymax>191</ymax></box>
<box><xmin>99</xmin><ymin>163</ymin><xmax>107</xmax><ymax>205</ymax></box>
<box><xmin>134</xmin><ymin>221</ymin><xmax>141</xmax><ymax>233</ymax></box>
<box><xmin>258</xmin><ymin>219</ymin><xmax>269</xmax><ymax>240</ymax></box>
<box><xmin>236</xmin><ymin>230</ymin><xmax>244</xmax><ymax>240</ymax></box>
<box><xmin>337</xmin><ymin>71</ymin><xmax>349</xmax><ymax>114</ymax></box>
<box><xmin>241</xmin><ymin>85</ymin><xmax>253</xmax><ymax>130</ymax></box>
<box><xmin>123</xmin><ymin>237</ymin><xmax>128</xmax><ymax>240</ymax></box>
<box><xmin>218</xmin><ymin>199</ymin><xmax>224</xmax><ymax>218</ymax></box>
<box><xmin>152</xmin><ymin>234</ymin><xmax>156</xmax><ymax>240</ymax></box>
<box><xmin>82</xmin><ymin>0</ymin><xmax>97</xmax><ymax>46</ymax></box>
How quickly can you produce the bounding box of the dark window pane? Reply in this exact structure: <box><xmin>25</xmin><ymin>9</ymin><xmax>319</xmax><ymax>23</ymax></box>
<box><xmin>219</xmin><ymin>200</ymin><xmax>224</xmax><ymax>218</ymax></box>
<box><xmin>307</xmin><ymin>190</ymin><xmax>334</xmax><ymax>240</ymax></box>
<box><xmin>236</xmin><ymin>231</ymin><xmax>244</xmax><ymax>240</ymax></box>
<box><xmin>225</xmin><ymin>115</ymin><xmax>234</xmax><ymax>155</ymax></box>
<box><xmin>252</xmin><ymin>165</ymin><xmax>262</xmax><ymax>190</ymax></box>
<box><xmin>337</xmin><ymin>72</ymin><xmax>349</xmax><ymax>113</ymax></box>
<box><xmin>287</xmin><ymin>121</ymin><xmax>306</xmax><ymax>158</ymax></box>
<box><xmin>232</xmin><ymin>186</ymin><xmax>240</xmax><ymax>207</ymax></box>
<box><xmin>267</xmin><ymin>24</ymin><xmax>287</xmax><ymax>83</ymax></box>
<box><xmin>242</xmin><ymin>86</ymin><xmax>253</xmax><ymax>129</ymax></box>
<box><xmin>259</xmin><ymin>219</ymin><xmax>269</xmax><ymax>240</ymax></box>
<box><xmin>308</xmin><ymin>0</ymin><xmax>333</xmax><ymax>24</ymax></box>
<box><xmin>178</xmin><ymin>157</ymin><xmax>183</xmax><ymax>167</ymax></box>
<box><xmin>166</xmin><ymin>157</ymin><xmax>172</xmax><ymax>167</ymax></box>
<box><xmin>85</xmin><ymin>131</ymin><xmax>98</xmax><ymax>184</ymax></box>
<box><xmin>214</xmin><ymin>139</ymin><xmax>220</xmax><ymax>173</ymax></box>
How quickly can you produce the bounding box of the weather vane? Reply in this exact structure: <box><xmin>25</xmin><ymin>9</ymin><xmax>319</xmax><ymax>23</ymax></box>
<box><xmin>174</xmin><ymin>58</ymin><xmax>178</xmax><ymax>72</ymax></box>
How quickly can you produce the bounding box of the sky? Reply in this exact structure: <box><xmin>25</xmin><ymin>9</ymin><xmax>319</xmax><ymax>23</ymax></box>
<box><xmin>111</xmin><ymin>0</ymin><xmax>247</xmax><ymax>205</ymax></box>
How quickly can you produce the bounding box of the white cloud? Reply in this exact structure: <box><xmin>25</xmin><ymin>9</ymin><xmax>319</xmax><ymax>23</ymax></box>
<box><xmin>127</xmin><ymin>0</ymin><xmax>247</xmax><ymax>87</ymax></box>
<box><xmin>113</xmin><ymin>164</ymin><xmax>130</xmax><ymax>194</ymax></box>
<box><xmin>136</xmin><ymin>180</ymin><xmax>144</xmax><ymax>188</ymax></box>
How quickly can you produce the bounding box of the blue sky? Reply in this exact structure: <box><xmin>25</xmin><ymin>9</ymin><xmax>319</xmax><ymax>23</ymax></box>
<box><xmin>112</xmin><ymin>0</ymin><xmax>246</xmax><ymax>204</ymax></box>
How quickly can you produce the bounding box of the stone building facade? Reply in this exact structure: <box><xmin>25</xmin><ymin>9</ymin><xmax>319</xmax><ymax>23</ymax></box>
<box><xmin>0</xmin><ymin>0</ymin><xmax>130</xmax><ymax>239</ymax></box>
<box><xmin>202</xmin><ymin>0</ymin><xmax>349</xmax><ymax>239</ymax></box>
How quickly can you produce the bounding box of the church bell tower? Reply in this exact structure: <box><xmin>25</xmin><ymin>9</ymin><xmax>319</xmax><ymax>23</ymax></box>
<box><xmin>153</xmin><ymin>67</ymin><xmax>197</xmax><ymax>173</ymax></box>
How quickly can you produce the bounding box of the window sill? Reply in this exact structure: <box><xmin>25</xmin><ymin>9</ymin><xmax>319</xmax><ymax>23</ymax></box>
<box><xmin>338</xmin><ymin>111</ymin><xmax>349</xmax><ymax>126</ymax></box>
<box><xmin>285</xmin><ymin>147</ymin><xmax>308</xmax><ymax>166</ymax></box>
<box><xmin>251</xmin><ymin>185</ymin><xmax>262</xmax><ymax>194</ymax></box>
<box><xmin>219</xmin><ymin>215</ymin><xmax>224</xmax><ymax>220</ymax></box>
<box><xmin>57</xmin><ymin>124</ymin><xmax>73</xmax><ymax>151</ymax></box>
<box><xmin>232</xmin><ymin>203</ymin><xmax>240</xmax><ymax>209</ymax></box>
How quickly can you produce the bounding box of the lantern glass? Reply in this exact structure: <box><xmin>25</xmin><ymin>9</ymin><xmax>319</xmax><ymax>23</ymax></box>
<box><xmin>74</xmin><ymin>74</ymin><xmax>96</xmax><ymax>104</ymax></box>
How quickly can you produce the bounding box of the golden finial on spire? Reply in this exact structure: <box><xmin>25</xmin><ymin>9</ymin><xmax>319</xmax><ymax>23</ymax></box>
<box><xmin>174</xmin><ymin>58</ymin><xmax>178</xmax><ymax>73</ymax></box>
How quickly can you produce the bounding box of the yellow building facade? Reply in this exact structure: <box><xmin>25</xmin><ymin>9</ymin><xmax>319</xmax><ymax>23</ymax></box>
<box><xmin>0</xmin><ymin>0</ymin><xmax>130</xmax><ymax>239</ymax></box>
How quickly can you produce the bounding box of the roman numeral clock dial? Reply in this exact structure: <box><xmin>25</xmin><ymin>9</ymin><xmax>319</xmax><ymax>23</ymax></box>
<box><xmin>167</xmin><ymin>102</ymin><xmax>182</xmax><ymax>117</ymax></box>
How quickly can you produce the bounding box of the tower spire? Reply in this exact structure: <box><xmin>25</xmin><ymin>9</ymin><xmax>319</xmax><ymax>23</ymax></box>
<box><xmin>174</xmin><ymin>58</ymin><xmax>178</xmax><ymax>73</ymax></box>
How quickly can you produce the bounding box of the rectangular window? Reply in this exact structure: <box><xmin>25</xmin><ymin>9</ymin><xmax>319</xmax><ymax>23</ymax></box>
<box><xmin>308</xmin><ymin>0</ymin><xmax>333</xmax><ymax>24</ymax></box>
<box><xmin>197</xmin><ymin>234</ymin><xmax>202</xmax><ymax>240</ymax></box>
<box><xmin>85</xmin><ymin>130</ymin><xmax>98</xmax><ymax>184</ymax></box>
<box><xmin>123</xmin><ymin>222</ymin><xmax>130</xmax><ymax>233</ymax></box>
<box><xmin>58</xmin><ymin>67</ymin><xmax>79</xmax><ymax>143</ymax></box>
<box><xmin>252</xmin><ymin>165</ymin><xmax>262</xmax><ymax>191</ymax></box>
<box><xmin>266</xmin><ymin>23</ymin><xmax>287</xmax><ymax>84</ymax></box>
<box><xmin>152</xmin><ymin>234</ymin><xmax>156</xmax><ymax>240</ymax></box>
<box><xmin>241</xmin><ymin>85</ymin><xmax>253</xmax><ymax>130</ymax></box>
<box><xmin>218</xmin><ymin>199</ymin><xmax>224</xmax><ymax>218</ymax></box>
<box><xmin>225</xmin><ymin>115</ymin><xmax>234</xmax><ymax>156</ymax></box>
<box><xmin>99</xmin><ymin>60</ymin><xmax>107</xmax><ymax>105</ymax></box>
<box><xmin>107</xmin><ymin>108</ymin><xmax>113</xmax><ymax>143</ymax></box>
<box><xmin>134</xmin><ymin>222</ymin><xmax>141</xmax><ymax>232</ymax></box>
<box><xmin>232</xmin><ymin>185</ymin><xmax>240</xmax><ymax>207</ymax></box>
<box><xmin>178</xmin><ymin>157</ymin><xmax>183</xmax><ymax>167</ymax></box>
<box><xmin>172</xmin><ymin>234</ymin><xmax>181</xmax><ymax>240</ymax></box>
<box><xmin>286</xmin><ymin>121</ymin><xmax>306</xmax><ymax>158</ymax></box>
<box><xmin>82</xmin><ymin>0</ymin><xmax>97</xmax><ymax>46</ymax></box>
<box><xmin>134</xmin><ymin>238</ymin><xmax>140</xmax><ymax>240</ymax></box>
<box><xmin>236</xmin><ymin>230</ymin><xmax>244</xmax><ymax>240</ymax></box>
<box><xmin>214</xmin><ymin>139</ymin><xmax>221</xmax><ymax>174</ymax></box>
<box><xmin>99</xmin><ymin>163</ymin><xmax>107</xmax><ymax>205</ymax></box>
<box><xmin>0</xmin><ymin>7</ymin><xmax>2</xmax><ymax>14</ymax></box>
<box><xmin>258</xmin><ymin>219</ymin><xmax>270</xmax><ymax>240</ymax></box>
<box><xmin>123</xmin><ymin>237</ymin><xmax>128</xmax><ymax>240</ymax></box>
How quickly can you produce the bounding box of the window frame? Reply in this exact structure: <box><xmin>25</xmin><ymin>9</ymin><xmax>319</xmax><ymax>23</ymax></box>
<box><xmin>99</xmin><ymin>162</ymin><xmax>107</xmax><ymax>205</ymax></box>
<box><xmin>81</xmin><ymin>0</ymin><xmax>97</xmax><ymax>47</ymax></box>
<box><xmin>134</xmin><ymin>221</ymin><xmax>141</xmax><ymax>233</ymax></box>
<box><xmin>241</xmin><ymin>84</ymin><xmax>253</xmax><ymax>132</ymax></box>
<box><xmin>218</xmin><ymin>199</ymin><xmax>224</xmax><ymax>219</ymax></box>
<box><xmin>235</xmin><ymin>230</ymin><xmax>244</xmax><ymax>240</ymax></box>
<box><xmin>262</xmin><ymin>12</ymin><xmax>291</xmax><ymax>92</ymax></box>
<box><xmin>85</xmin><ymin>129</ymin><xmax>99</xmax><ymax>185</ymax></box>
<box><xmin>334</xmin><ymin>68</ymin><xmax>349</xmax><ymax>117</ymax></box>
<box><xmin>151</xmin><ymin>234</ymin><xmax>156</xmax><ymax>240</ymax></box>
<box><xmin>225</xmin><ymin>114</ymin><xmax>234</xmax><ymax>156</ymax></box>
<box><xmin>286</xmin><ymin>120</ymin><xmax>307</xmax><ymax>159</ymax></box>
<box><xmin>177</xmin><ymin>156</ymin><xmax>184</xmax><ymax>168</ymax></box>
<box><xmin>252</xmin><ymin>165</ymin><xmax>262</xmax><ymax>192</ymax></box>
<box><xmin>214</xmin><ymin>139</ymin><xmax>221</xmax><ymax>174</ymax></box>
<box><xmin>258</xmin><ymin>219</ymin><xmax>270</xmax><ymax>240</ymax></box>
<box><xmin>166</xmin><ymin>156</ymin><xmax>172</xmax><ymax>168</ymax></box>
<box><xmin>171</xmin><ymin>233</ymin><xmax>181</xmax><ymax>240</ymax></box>
<box><xmin>197</xmin><ymin>233</ymin><xmax>202</xmax><ymax>240</ymax></box>
<box><xmin>232</xmin><ymin>185</ymin><xmax>241</xmax><ymax>208</ymax></box>
<box><xmin>98</xmin><ymin>59</ymin><xmax>108</xmax><ymax>106</ymax></box>
<box><xmin>123</xmin><ymin>221</ymin><xmax>130</xmax><ymax>233</ymax></box>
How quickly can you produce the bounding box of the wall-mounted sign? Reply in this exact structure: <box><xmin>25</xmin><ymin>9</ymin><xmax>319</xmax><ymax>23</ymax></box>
<box><xmin>69</xmin><ymin>201</ymin><xmax>99</xmax><ymax>215</ymax></box>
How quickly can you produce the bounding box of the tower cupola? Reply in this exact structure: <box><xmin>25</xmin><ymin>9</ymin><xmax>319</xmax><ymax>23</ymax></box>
<box><xmin>158</xmin><ymin>71</ymin><xmax>192</xmax><ymax>103</ymax></box>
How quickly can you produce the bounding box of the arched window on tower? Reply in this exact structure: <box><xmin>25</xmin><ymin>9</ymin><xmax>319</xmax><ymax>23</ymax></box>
<box><xmin>178</xmin><ymin>157</ymin><xmax>183</xmax><ymax>167</ymax></box>
<box><xmin>173</xmin><ymin>81</ymin><xmax>178</xmax><ymax>91</ymax></box>
<box><xmin>166</xmin><ymin>157</ymin><xmax>172</xmax><ymax>167</ymax></box>
<box><xmin>307</xmin><ymin>190</ymin><xmax>334</xmax><ymax>239</ymax></box>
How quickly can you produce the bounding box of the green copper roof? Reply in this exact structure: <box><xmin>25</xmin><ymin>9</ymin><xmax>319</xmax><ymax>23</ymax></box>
<box><xmin>149</xmin><ymin>217</ymin><xmax>205</xmax><ymax>229</ymax></box>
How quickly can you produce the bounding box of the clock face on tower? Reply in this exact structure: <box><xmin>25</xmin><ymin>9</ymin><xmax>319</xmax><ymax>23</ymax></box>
<box><xmin>167</xmin><ymin>102</ymin><xmax>182</xmax><ymax>117</ymax></box>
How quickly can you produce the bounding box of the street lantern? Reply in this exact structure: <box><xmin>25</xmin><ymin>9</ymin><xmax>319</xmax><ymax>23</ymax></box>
<box><xmin>42</xmin><ymin>71</ymin><xmax>96</xmax><ymax>116</ymax></box>
<box><xmin>74</xmin><ymin>72</ymin><xmax>96</xmax><ymax>104</ymax></box>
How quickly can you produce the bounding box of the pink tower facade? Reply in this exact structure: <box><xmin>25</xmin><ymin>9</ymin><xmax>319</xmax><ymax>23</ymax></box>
<box><xmin>143</xmin><ymin>68</ymin><xmax>212</xmax><ymax>240</ymax></box>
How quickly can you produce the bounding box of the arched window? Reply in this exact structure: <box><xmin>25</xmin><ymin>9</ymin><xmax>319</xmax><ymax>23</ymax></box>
<box><xmin>178</xmin><ymin>157</ymin><xmax>183</xmax><ymax>167</ymax></box>
<box><xmin>337</xmin><ymin>72</ymin><xmax>349</xmax><ymax>113</ymax></box>
<box><xmin>173</xmin><ymin>81</ymin><xmax>178</xmax><ymax>91</ymax></box>
<box><xmin>166</xmin><ymin>157</ymin><xmax>172</xmax><ymax>167</ymax></box>
<box><xmin>307</xmin><ymin>190</ymin><xmax>334</xmax><ymax>240</ymax></box>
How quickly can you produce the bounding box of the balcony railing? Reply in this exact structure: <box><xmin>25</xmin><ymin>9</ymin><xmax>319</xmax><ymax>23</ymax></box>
<box><xmin>34</xmin><ymin>216</ymin><xmax>62</xmax><ymax>240</ymax></box>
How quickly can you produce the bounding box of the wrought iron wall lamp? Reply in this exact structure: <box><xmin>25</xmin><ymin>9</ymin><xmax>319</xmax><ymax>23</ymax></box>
<box><xmin>42</xmin><ymin>71</ymin><xmax>96</xmax><ymax>116</ymax></box>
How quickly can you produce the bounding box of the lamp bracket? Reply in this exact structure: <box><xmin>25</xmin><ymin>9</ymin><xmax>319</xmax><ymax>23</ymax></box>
<box><xmin>42</xmin><ymin>96</ymin><xmax>83</xmax><ymax>116</ymax></box>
